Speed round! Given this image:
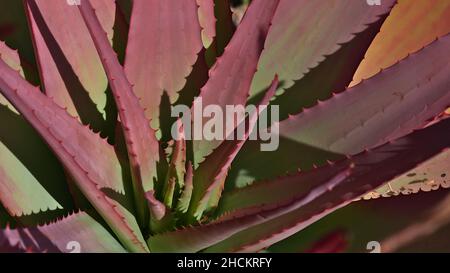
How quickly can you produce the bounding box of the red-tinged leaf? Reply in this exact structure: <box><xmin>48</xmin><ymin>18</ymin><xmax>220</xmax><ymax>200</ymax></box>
<box><xmin>192</xmin><ymin>0</ymin><xmax>280</xmax><ymax>166</ymax></box>
<box><xmin>279</xmin><ymin>34</ymin><xmax>450</xmax><ymax>156</ymax></box>
<box><xmin>0</xmin><ymin>40</ymin><xmax>22</xmax><ymax>111</ymax></box>
<box><xmin>188</xmin><ymin>77</ymin><xmax>278</xmax><ymax>220</ymax></box>
<box><xmin>362</xmin><ymin>150</ymin><xmax>450</xmax><ymax>200</ymax></box>
<box><xmin>352</xmin><ymin>0</ymin><xmax>450</xmax><ymax>85</ymax></box>
<box><xmin>197</xmin><ymin>0</ymin><xmax>216</xmax><ymax>48</ymax></box>
<box><xmin>124</xmin><ymin>0</ymin><xmax>203</xmax><ymax>131</ymax></box>
<box><xmin>205</xmin><ymin>119</ymin><xmax>450</xmax><ymax>252</ymax></box>
<box><xmin>267</xmin><ymin>10</ymin><xmax>392</xmax><ymax>120</ymax></box>
<box><xmin>78</xmin><ymin>0</ymin><xmax>160</xmax><ymax>227</ymax></box>
<box><xmin>0</xmin><ymin>58</ymin><xmax>148</xmax><ymax>252</ymax></box>
<box><xmin>249</xmin><ymin>0</ymin><xmax>396</xmax><ymax>100</ymax></box>
<box><xmin>272</xmin><ymin>187</ymin><xmax>450</xmax><ymax>253</ymax></box>
<box><xmin>145</xmin><ymin>191</ymin><xmax>166</xmax><ymax>221</ymax></box>
<box><xmin>0</xmin><ymin>42</ymin><xmax>73</xmax><ymax>218</ymax></box>
<box><xmin>149</xmin><ymin>166</ymin><xmax>352</xmax><ymax>253</ymax></box>
<box><xmin>0</xmin><ymin>212</ymin><xmax>126</xmax><ymax>253</ymax></box>
<box><xmin>24</xmin><ymin>0</ymin><xmax>115</xmax><ymax>121</ymax></box>
<box><xmin>227</xmin><ymin>31</ymin><xmax>450</xmax><ymax>190</ymax></box>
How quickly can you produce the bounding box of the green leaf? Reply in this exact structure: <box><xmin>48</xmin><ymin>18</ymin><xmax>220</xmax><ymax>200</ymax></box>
<box><xmin>25</xmin><ymin>0</ymin><xmax>115</xmax><ymax>124</ymax></box>
<box><xmin>1</xmin><ymin>211</ymin><xmax>126</xmax><ymax>253</ymax></box>
<box><xmin>0</xmin><ymin>57</ymin><xmax>147</xmax><ymax>252</ymax></box>
<box><xmin>205</xmin><ymin>119</ymin><xmax>450</xmax><ymax>252</ymax></box>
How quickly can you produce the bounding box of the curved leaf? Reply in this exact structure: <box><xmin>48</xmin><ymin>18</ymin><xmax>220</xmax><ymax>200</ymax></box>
<box><xmin>192</xmin><ymin>0</ymin><xmax>280</xmax><ymax>166</ymax></box>
<box><xmin>1</xmin><ymin>211</ymin><xmax>125</xmax><ymax>253</ymax></box>
<box><xmin>188</xmin><ymin>77</ymin><xmax>278</xmax><ymax>220</ymax></box>
<box><xmin>249</xmin><ymin>0</ymin><xmax>396</xmax><ymax>99</ymax></box>
<box><xmin>124</xmin><ymin>0</ymin><xmax>203</xmax><ymax>131</ymax></box>
<box><xmin>352</xmin><ymin>0</ymin><xmax>450</xmax><ymax>85</ymax></box>
<box><xmin>279</xmin><ymin>34</ymin><xmax>450</xmax><ymax>155</ymax></box>
<box><xmin>78</xmin><ymin>0</ymin><xmax>160</xmax><ymax>227</ymax></box>
<box><xmin>0</xmin><ymin>58</ymin><xmax>147</xmax><ymax>252</ymax></box>
<box><xmin>197</xmin><ymin>0</ymin><xmax>216</xmax><ymax>48</ymax></box>
<box><xmin>25</xmin><ymin>0</ymin><xmax>115</xmax><ymax>120</ymax></box>
<box><xmin>205</xmin><ymin>119</ymin><xmax>450</xmax><ymax>252</ymax></box>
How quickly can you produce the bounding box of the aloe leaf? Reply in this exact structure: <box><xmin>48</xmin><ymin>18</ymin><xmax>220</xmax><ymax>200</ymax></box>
<box><xmin>279</xmin><ymin>34</ymin><xmax>450</xmax><ymax>155</ymax></box>
<box><xmin>78</xmin><ymin>0</ymin><xmax>160</xmax><ymax>228</ymax></box>
<box><xmin>229</xmin><ymin>32</ymin><xmax>450</xmax><ymax>190</ymax></box>
<box><xmin>124</xmin><ymin>0</ymin><xmax>203</xmax><ymax>132</ymax></box>
<box><xmin>271</xmin><ymin>188</ymin><xmax>449</xmax><ymax>253</ymax></box>
<box><xmin>352</xmin><ymin>0</ymin><xmax>450</xmax><ymax>84</ymax></box>
<box><xmin>267</xmin><ymin>11</ymin><xmax>391</xmax><ymax>120</ymax></box>
<box><xmin>362</xmin><ymin>150</ymin><xmax>450</xmax><ymax>199</ymax></box>
<box><xmin>197</xmin><ymin>0</ymin><xmax>216</xmax><ymax>49</ymax></box>
<box><xmin>0</xmin><ymin>42</ymin><xmax>73</xmax><ymax>218</ymax></box>
<box><xmin>205</xmin><ymin>119</ymin><xmax>450</xmax><ymax>252</ymax></box>
<box><xmin>249</xmin><ymin>0</ymin><xmax>395</xmax><ymax>100</ymax></box>
<box><xmin>24</xmin><ymin>0</ymin><xmax>115</xmax><ymax>124</ymax></box>
<box><xmin>0</xmin><ymin>140</ymin><xmax>62</xmax><ymax>216</ymax></box>
<box><xmin>0</xmin><ymin>41</ymin><xmax>22</xmax><ymax>111</ymax></box>
<box><xmin>188</xmin><ymin>77</ymin><xmax>278</xmax><ymax>220</ymax></box>
<box><xmin>192</xmin><ymin>0</ymin><xmax>280</xmax><ymax>166</ymax></box>
<box><xmin>0</xmin><ymin>58</ymin><xmax>147</xmax><ymax>252</ymax></box>
<box><xmin>0</xmin><ymin>211</ymin><xmax>125</xmax><ymax>253</ymax></box>
<box><xmin>148</xmin><ymin>165</ymin><xmax>351</xmax><ymax>252</ymax></box>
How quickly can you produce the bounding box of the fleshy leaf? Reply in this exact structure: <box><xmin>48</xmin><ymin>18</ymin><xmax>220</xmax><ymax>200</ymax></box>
<box><xmin>249</xmin><ymin>0</ymin><xmax>396</xmax><ymax>100</ymax></box>
<box><xmin>188</xmin><ymin>77</ymin><xmax>278</xmax><ymax>220</ymax></box>
<box><xmin>279</xmin><ymin>34</ymin><xmax>450</xmax><ymax>155</ymax></box>
<box><xmin>0</xmin><ymin>40</ymin><xmax>22</xmax><ymax>112</ymax></box>
<box><xmin>205</xmin><ymin>119</ymin><xmax>450</xmax><ymax>252</ymax></box>
<box><xmin>352</xmin><ymin>0</ymin><xmax>450</xmax><ymax>85</ymax></box>
<box><xmin>148</xmin><ymin>167</ymin><xmax>352</xmax><ymax>253</ymax></box>
<box><xmin>24</xmin><ymin>0</ymin><xmax>115</xmax><ymax>120</ymax></box>
<box><xmin>197</xmin><ymin>0</ymin><xmax>216</xmax><ymax>48</ymax></box>
<box><xmin>124</xmin><ymin>0</ymin><xmax>203</xmax><ymax>131</ymax></box>
<box><xmin>192</xmin><ymin>0</ymin><xmax>280</xmax><ymax>166</ymax></box>
<box><xmin>0</xmin><ymin>58</ymin><xmax>147</xmax><ymax>252</ymax></box>
<box><xmin>227</xmin><ymin>31</ymin><xmax>450</xmax><ymax>189</ymax></box>
<box><xmin>0</xmin><ymin>42</ymin><xmax>71</xmax><ymax>218</ymax></box>
<box><xmin>0</xmin><ymin>140</ymin><xmax>62</xmax><ymax>216</ymax></box>
<box><xmin>362</xmin><ymin>150</ymin><xmax>450</xmax><ymax>199</ymax></box>
<box><xmin>78</xmin><ymin>0</ymin><xmax>160</xmax><ymax>227</ymax></box>
<box><xmin>0</xmin><ymin>212</ymin><xmax>125</xmax><ymax>253</ymax></box>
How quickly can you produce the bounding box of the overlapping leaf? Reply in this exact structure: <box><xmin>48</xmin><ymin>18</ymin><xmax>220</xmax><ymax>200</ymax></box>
<box><xmin>25</xmin><ymin>0</ymin><xmax>115</xmax><ymax>120</ymax></box>
<box><xmin>192</xmin><ymin>0</ymin><xmax>280</xmax><ymax>166</ymax></box>
<box><xmin>0</xmin><ymin>57</ymin><xmax>147</xmax><ymax>252</ymax></box>
<box><xmin>78</xmin><ymin>0</ymin><xmax>160</xmax><ymax>228</ymax></box>
<box><xmin>0</xmin><ymin>212</ymin><xmax>125</xmax><ymax>253</ymax></box>
<box><xmin>124</xmin><ymin>0</ymin><xmax>203</xmax><ymax>131</ymax></box>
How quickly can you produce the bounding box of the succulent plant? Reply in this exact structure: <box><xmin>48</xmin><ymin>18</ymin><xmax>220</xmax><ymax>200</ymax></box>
<box><xmin>0</xmin><ymin>0</ymin><xmax>449</xmax><ymax>253</ymax></box>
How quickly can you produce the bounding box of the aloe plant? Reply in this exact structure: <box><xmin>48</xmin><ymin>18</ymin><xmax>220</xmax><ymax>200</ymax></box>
<box><xmin>0</xmin><ymin>0</ymin><xmax>449</xmax><ymax>253</ymax></box>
